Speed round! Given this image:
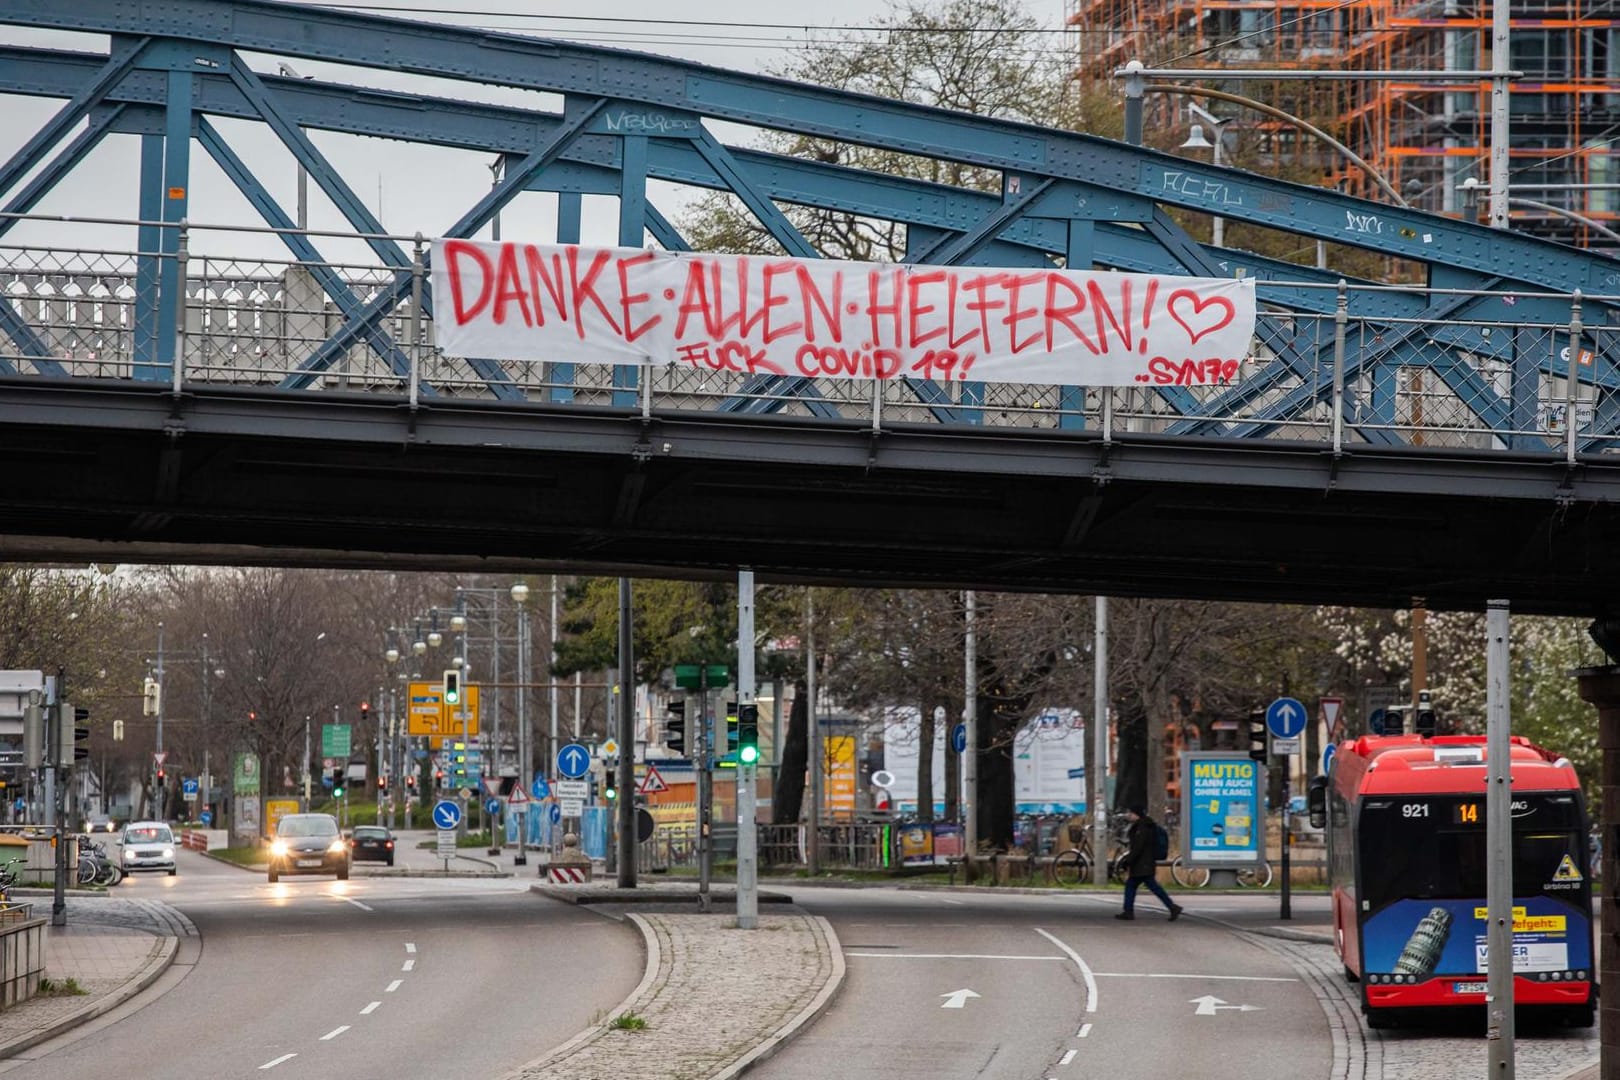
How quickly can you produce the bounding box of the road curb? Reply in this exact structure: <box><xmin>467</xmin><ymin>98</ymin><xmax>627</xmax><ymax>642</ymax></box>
<box><xmin>712</xmin><ymin>914</ymin><xmax>846</xmax><ymax>1079</ymax></box>
<box><xmin>0</xmin><ymin>933</ymin><xmax>178</xmax><ymax>1060</ymax></box>
<box><xmin>495</xmin><ymin>912</ymin><xmax>660</xmax><ymax>1078</ymax></box>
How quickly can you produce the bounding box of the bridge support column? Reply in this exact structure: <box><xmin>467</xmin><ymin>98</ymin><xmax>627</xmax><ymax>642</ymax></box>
<box><xmin>1577</xmin><ymin>666</ymin><xmax>1620</xmax><ymax>1079</ymax></box>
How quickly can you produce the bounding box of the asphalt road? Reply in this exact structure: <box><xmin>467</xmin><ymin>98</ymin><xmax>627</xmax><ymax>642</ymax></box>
<box><xmin>755</xmin><ymin>886</ymin><xmax>1333</xmax><ymax>1080</ymax></box>
<box><xmin>4</xmin><ymin>848</ymin><xmax>643</xmax><ymax>1080</ymax></box>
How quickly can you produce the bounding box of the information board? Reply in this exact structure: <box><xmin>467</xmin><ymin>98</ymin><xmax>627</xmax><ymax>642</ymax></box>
<box><xmin>1178</xmin><ymin>751</ymin><xmax>1262</xmax><ymax>866</ymax></box>
<box><xmin>405</xmin><ymin>681</ymin><xmax>482</xmax><ymax>738</ymax></box>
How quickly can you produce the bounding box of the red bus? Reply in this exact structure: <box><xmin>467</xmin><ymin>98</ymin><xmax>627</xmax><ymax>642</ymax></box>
<box><xmin>1309</xmin><ymin>732</ymin><xmax>1594</xmax><ymax>1029</ymax></box>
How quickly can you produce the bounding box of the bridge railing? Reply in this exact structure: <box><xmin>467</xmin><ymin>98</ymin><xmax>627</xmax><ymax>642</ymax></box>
<box><xmin>0</xmin><ymin>213</ymin><xmax>1606</xmax><ymax>456</ymax></box>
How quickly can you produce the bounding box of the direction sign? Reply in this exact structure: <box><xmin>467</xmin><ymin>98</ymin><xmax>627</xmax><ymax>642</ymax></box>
<box><xmin>556</xmin><ymin>742</ymin><xmax>591</xmax><ymax>779</ymax></box>
<box><xmin>484</xmin><ymin>797</ymin><xmax>502</xmax><ymax>816</ymax></box>
<box><xmin>200</xmin><ymin>810</ymin><xmax>213</xmax><ymax>826</ymax></box>
<box><xmin>530</xmin><ymin>776</ymin><xmax>550</xmax><ymax>800</ymax></box>
<box><xmin>431</xmin><ymin>799</ymin><xmax>463</xmax><ymax>830</ymax></box>
<box><xmin>405</xmin><ymin>681</ymin><xmax>483</xmax><ymax>738</ymax></box>
<box><xmin>554</xmin><ymin>780</ymin><xmax>589</xmax><ymax>799</ymax></box>
<box><xmin>182</xmin><ymin>777</ymin><xmax>200</xmax><ymax>802</ymax></box>
<box><xmin>1322</xmin><ymin>742</ymin><xmax>1338</xmax><ymax>774</ymax></box>
<box><xmin>637</xmin><ymin>764</ymin><xmax>669</xmax><ymax>795</ymax></box>
<box><xmin>548</xmin><ymin>803</ymin><xmax>562</xmax><ymax>825</ymax></box>
<box><xmin>951</xmin><ymin>722</ymin><xmax>967</xmax><ymax>754</ymax></box>
<box><xmin>321</xmin><ymin>723</ymin><xmax>351</xmax><ymax>759</ymax></box>
<box><xmin>1266</xmin><ymin>697</ymin><xmax>1307</xmax><ymax>740</ymax></box>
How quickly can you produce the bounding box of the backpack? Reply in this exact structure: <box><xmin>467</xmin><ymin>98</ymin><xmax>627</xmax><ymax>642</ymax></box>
<box><xmin>1152</xmin><ymin>822</ymin><xmax>1170</xmax><ymax>861</ymax></box>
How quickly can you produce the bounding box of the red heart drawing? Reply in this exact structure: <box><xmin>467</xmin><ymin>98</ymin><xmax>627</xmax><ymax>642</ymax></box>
<box><xmin>1167</xmin><ymin>289</ymin><xmax>1236</xmax><ymax>345</ymax></box>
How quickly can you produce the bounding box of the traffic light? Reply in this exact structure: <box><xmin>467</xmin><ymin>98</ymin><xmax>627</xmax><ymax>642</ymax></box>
<box><xmin>406</xmin><ymin>774</ymin><xmax>418</xmax><ymax>793</ymax></box>
<box><xmin>1414</xmin><ymin>691</ymin><xmax>1437</xmax><ymax>737</ymax></box>
<box><xmin>602</xmin><ymin>769</ymin><xmax>617</xmax><ymax>803</ymax></box>
<box><xmin>332</xmin><ymin>767</ymin><xmax>346</xmax><ymax>799</ymax></box>
<box><xmin>665</xmin><ymin>700</ymin><xmax>686</xmax><ymax>755</ymax></box>
<box><xmin>142</xmin><ymin>677</ymin><xmax>161</xmax><ymax>717</ymax></box>
<box><xmin>60</xmin><ymin>705</ymin><xmax>89</xmax><ymax>765</ymax></box>
<box><xmin>443</xmin><ymin>669</ymin><xmax>461</xmax><ymax>706</ymax></box>
<box><xmin>737</xmin><ymin>703</ymin><xmax>760</xmax><ymax>765</ymax></box>
<box><xmin>1247</xmin><ymin>709</ymin><xmax>1268</xmax><ymax>762</ymax></box>
<box><xmin>717</xmin><ymin>700</ymin><xmax>739</xmax><ymax>768</ymax></box>
<box><xmin>360</xmin><ymin>701</ymin><xmax>371</xmax><ymax>724</ymax></box>
<box><xmin>22</xmin><ymin>703</ymin><xmax>42</xmax><ymax>769</ymax></box>
<box><xmin>156</xmin><ymin>767</ymin><xmax>166</xmax><ymax>784</ymax></box>
<box><xmin>450</xmin><ymin>742</ymin><xmax>467</xmax><ymax>785</ymax></box>
<box><xmin>378</xmin><ymin>774</ymin><xmax>388</xmax><ymax>795</ymax></box>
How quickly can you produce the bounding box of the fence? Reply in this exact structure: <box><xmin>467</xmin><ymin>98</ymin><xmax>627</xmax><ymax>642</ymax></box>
<box><xmin>0</xmin><ymin>908</ymin><xmax>44</xmax><ymax>1010</ymax></box>
<box><xmin>0</xmin><ymin>215</ymin><xmax>1613</xmax><ymax>461</ymax></box>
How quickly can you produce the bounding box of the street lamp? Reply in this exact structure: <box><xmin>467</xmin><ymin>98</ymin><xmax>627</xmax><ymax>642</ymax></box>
<box><xmin>1179</xmin><ymin>102</ymin><xmax>1229</xmax><ymax>247</ymax></box>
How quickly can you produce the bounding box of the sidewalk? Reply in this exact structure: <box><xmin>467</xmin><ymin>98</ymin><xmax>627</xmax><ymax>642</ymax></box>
<box><xmin>0</xmin><ymin>898</ymin><xmax>192</xmax><ymax>1059</ymax></box>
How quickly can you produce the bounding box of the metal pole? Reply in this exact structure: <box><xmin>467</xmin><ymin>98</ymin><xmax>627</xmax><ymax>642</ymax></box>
<box><xmin>1332</xmin><ymin>281</ymin><xmax>1348</xmax><ymax>456</ymax></box>
<box><xmin>1485</xmin><ymin>600</ymin><xmax>1515</xmax><ymax>1078</ymax></box>
<box><xmin>515</xmin><ymin>595</ymin><xmax>529</xmax><ymax>865</ymax></box>
<box><xmin>1565</xmin><ymin>292</ymin><xmax>1584</xmax><ymax>467</ymax></box>
<box><xmin>964</xmin><ymin>591</ymin><xmax>978</xmax><ymax>865</ymax></box>
<box><xmin>697</xmin><ymin>666</ymin><xmax>712</xmax><ymax>908</ymax></box>
<box><xmin>302</xmin><ymin>716</ymin><xmax>311</xmax><ymax>812</ymax></box>
<box><xmin>1091</xmin><ymin>596</ymin><xmax>1108</xmax><ymax>886</ymax></box>
<box><xmin>1488</xmin><ymin>0</ymin><xmax>1511</xmax><ymax>230</ymax></box>
<box><xmin>737</xmin><ymin>570</ymin><xmax>758</xmax><ymax>928</ymax></box>
<box><xmin>807</xmin><ymin>590</ymin><xmax>820</xmax><ymax>875</ymax></box>
<box><xmin>616</xmin><ymin>577</ymin><xmax>635</xmax><ymax>888</ymax></box>
<box><xmin>549</xmin><ymin>575</ymin><xmax>560</xmax><ymax>789</ymax></box>
<box><xmin>155</xmin><ymin>622</ymin><xmax>165</xmax><ymax>818</ymax></box>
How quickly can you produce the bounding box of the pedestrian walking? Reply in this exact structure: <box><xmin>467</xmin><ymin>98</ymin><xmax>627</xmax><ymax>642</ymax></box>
<box><xmin>1115</xmin><ymin>805</ymin><xmax>1183</xmax><ymax>921</ymax></box>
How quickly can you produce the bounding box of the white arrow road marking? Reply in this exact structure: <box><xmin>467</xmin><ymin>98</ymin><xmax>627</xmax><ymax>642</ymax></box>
<box><xmin>1189</xmin><ymin>995</ymin><xmax>1264</xmax><ymax>1016</ymax></box>
<box><xmin>940</xmin><ymin>988</ymin><xmax>981</xmax><ymax>1009</ymax></box>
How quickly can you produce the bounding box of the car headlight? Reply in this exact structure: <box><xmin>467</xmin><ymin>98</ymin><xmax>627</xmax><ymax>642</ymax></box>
<box><xmin>328</xmin><ymin>839</ymin><xmax>347</xmax><ymax>854</ymax></box>
<box><xmin>270</xmin><ymin>840</ymin><xmax>289</xmax><ymax>858</ymax></box>
<box><xmin>123</xmin><ymin>848</ymin><xmax>135</xmax><ymax>862</ymax></box>
<box><xmin>161</xmin><ymin>848</ymin><xmax>174</xmax><ymax>859</ymax></box>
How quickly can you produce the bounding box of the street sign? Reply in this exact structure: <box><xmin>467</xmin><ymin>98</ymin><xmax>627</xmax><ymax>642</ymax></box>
<box><xmin>636</xmin><ymin>807</ymin><xmax>656</xmax><ymax>842</ymax></box>
<box><xmin>1266</xmin><ymin>697</ymin><xmax>1307</xmax><ymax>740</ymax></box>
<box><xmin>431</xmin><ymin>799</ymin><xmax>463</xmax><ymax>830</ymax></box>
<box><xmin>554</xmin><ymin>780</ymin><xmax>589</xmax><ymax>799</ymax></box>
<box><xmin>484</xmin><ymin>797</ymin><xmax>502</xmax><ymax>816</ymax></box>
<box><xmin>153</xmin><ymin>750</ymin><xmax>168</xmax><ymax>766</ymax></box>
<box><xmin>483</xmin><ymin>776</ymin><xmax>503</xmax><ymax>797</ymax></box>
<box><xmin>548</xmin><ymin>804</ymin><xmax>561</xmax><ymax>825</ymax></box>
<box><xmin>200</xmin><ymin>810</ymin><xmax>213</xmax><ymax>826</ymax></box>
<box><xmin>556</xmin><ymin>742</ymin><xmax>591</xmax><ymax>779</ymax></box>
<box><xmin>637</xmin><ymin>764</ymin><xmax>668</xmax><ymax>795</ymax></box>
<box><xmin>601</xmin><ymin>738</ymin><xmax>619</xmax><ymax>759</ymax></box>
<box><xmin>182</xmin><ymin>777</ymin><xmax>199</xmax><ymax>802</ymax></box>
<box><xmin>1320</xmin><ymin>696</ymin><xmax>1345</xmax><ymax>741</ymax></box>
<box><xmin>673</xmin><ymin>663</ymin><xmax>730</xmax><ymax>690</ymax></box>
<box><xmin>1322</xmin><ymin>742</ymin><xmax>1338</xmax><ymax>774</ymax></box>
<box><xmin>560</xmin><ymin>798</ymin><xmax>584</xmax><ymax>817</ymax></box>
<box><xmin>531</xmin><ymin>776</ymin><xmax>550</xmax><ymax>800</ymax></box>
<box><xmin>871</xmin><ymin>770</ymin><xmax>895</xmax><ymax>789</ymax></box>
<box><xmin>508</xmin><ymin>785</ymin><xmax>530</xmax><ymax>808</ymax></box>
<box><xmin>405</xmin><ymin>681</ymin><xmax>483</xmax><ymax>738</ymax></box>
<box><xmin>436</xmin><ymin>829</ymin><xmax>457</xmax><ymax>858</ymax></box>
<box><xmin>951</xmin><ymin>722</ymin><xmax>967</xmax><ymax>754</ymax></box>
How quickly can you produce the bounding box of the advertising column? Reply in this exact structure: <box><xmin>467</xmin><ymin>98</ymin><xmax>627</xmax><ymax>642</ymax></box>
<box><xmin>1179</xmin><ymin>752</ymin><xmax>1261</xmax><ymax>883</ymax></box>
<box><xmin>232</xmin><ymin>752</ymin><xmax>261</xmax><ymax>844</ymax></box>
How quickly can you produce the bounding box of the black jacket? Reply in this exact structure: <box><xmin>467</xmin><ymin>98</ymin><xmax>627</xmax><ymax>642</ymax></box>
<box><xmin>1124</xmin><ymin>816</ymin><xmax>1158</xmax><ymax>878</ymax></box>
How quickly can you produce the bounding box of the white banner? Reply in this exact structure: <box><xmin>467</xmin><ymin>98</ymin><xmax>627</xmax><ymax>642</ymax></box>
<box><xmin>432</xmin><ymin>240</ymin><xmax>1256</xmax><ymax>387</ymax></box>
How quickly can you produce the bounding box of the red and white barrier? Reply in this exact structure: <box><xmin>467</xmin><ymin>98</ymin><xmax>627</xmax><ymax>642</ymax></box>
<box><xmin>547</xmin><ymin>865</ymin><xmax>589</xmax><ymax>884</ymax></box>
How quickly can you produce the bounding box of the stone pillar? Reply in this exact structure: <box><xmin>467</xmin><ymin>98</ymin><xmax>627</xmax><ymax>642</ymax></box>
<box><xmin>1575</xmin><ymin>665</ymin><xmax>1620</xmax><ymax>1079</ymax></box>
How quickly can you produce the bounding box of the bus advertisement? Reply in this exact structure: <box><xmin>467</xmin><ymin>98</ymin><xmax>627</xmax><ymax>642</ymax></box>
<box><xmin>1311</xmin><ymin>732</ymin><xmax>1593</xmax><ymax>1028</ymax></box>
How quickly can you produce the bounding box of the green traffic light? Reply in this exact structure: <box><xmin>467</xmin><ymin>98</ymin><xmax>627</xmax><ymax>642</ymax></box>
<box><xmin>739</xmin><ymin>744</ymin><xmax>759</xmax><ymax>765</ymax></box>
<box><xmin>604</xmin><ymin>786</ymin><xmax>617</xmax><ymax>801</ymax></box>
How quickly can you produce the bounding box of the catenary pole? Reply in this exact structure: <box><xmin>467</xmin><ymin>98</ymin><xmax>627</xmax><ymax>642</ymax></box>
<box><xmin>1485</xmin><ymin>600</ymin><xmax>1515</xmax><ymax>1077</ymax></box>
<box><xmin>737</xmin><ymin>570</ymin><xmax>758</xmax><ymax>928</ymax></box>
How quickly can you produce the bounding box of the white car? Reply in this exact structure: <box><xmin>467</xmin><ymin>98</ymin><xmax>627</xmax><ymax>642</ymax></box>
<box><xmin>120</xmin><ymin>821</ymin><xmax>177</xmax><ymax>875</ymax></box>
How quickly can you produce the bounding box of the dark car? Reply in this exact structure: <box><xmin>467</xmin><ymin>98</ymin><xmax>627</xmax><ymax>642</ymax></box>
<box><xmin>348</xmin><ymin>826</ymin><xmax>395</xmax><ymax>866</ymax></box>
<box><xmin>267</xmin><ymin>813</ymin><xmax>349</xmax><ymax>883</ymax></box>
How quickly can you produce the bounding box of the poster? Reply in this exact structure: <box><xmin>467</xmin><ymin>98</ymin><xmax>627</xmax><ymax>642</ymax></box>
<box><xmin>1013</xmin><ymin>709</ymin><xmax>1087</xmax><ymax>814</ymax></box>
<box><xmin>1180</xmin><ymin>752</ymin><xmax>1261</xmax><ymax>865</ymax></box>
<box><xmin>433</xmin><ymin>240</ymin><xmax>1257</xmax><ymax>387</ymax></box>
<box><xmin>881</xmin><ymin>707</ymin><xmax>946</xmax><ymax>814</ymax></box>
<box><xmin>825</xmin><ymin>735</ymin><xmax>856</xmax><ymax>819</ymax></box>
<box><xmin>1361</xmin><ymin>897</ymin><xmax>1591</xmax><ymax>978</ymax></box>
<box><xmin>232</xmin><ymin>752</ymin><xmax>261</xmax><ymax>843</ymax></box>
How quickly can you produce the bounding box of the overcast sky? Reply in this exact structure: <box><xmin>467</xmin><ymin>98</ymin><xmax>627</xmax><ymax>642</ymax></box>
<box><xmin>2</xmin><ymin>0</ymin><xmax>1074</xmax><ymax>258</ymax></box>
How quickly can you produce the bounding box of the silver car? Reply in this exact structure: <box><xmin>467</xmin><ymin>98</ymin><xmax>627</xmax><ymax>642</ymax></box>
<box><xmin>120</xmin><ymin>821</ymin><xmax>177</xmax><ymax>875</ymax></box>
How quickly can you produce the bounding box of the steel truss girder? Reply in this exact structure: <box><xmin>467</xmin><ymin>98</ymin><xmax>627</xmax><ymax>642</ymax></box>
<box><xmin>5</xmin><ymin>0</ymin><xmax>1616</xmax><ymax>296</ymax></box>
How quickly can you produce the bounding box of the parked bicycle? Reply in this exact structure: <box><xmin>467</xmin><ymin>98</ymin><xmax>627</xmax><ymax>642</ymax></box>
<box><xmin>76</xmin><ymin>836</ymin><xmax>124</xmax><ymax>886</ymax></box>
<box><xmin>1048</xmin><ymin>818</ymin><xmax>1131</xmax><ymax>885</ymax></box>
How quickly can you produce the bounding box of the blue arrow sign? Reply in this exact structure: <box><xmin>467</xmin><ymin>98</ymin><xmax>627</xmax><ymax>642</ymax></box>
<box><xmin>1266</xmin><ymin>696</ymin><xmax>1308</xmax><ymax>740</ymax></box>
<box><xmin>951</xmin><ymin>722</ymin><xmax>968</xmax><ymax>755</ymax></box>
<box><xmin>548</xmin><ymin>803</ymin><xmax>562</xmax><ymax>825</ymax></box>
<box><xmin>1322</xmin><ymin>742</ymin><xmax>1338</xmax><ymax>774</ymax></box>
<box><xmin>182</xmin><ymin>777</ymin><xmax>199</xmax><ymax>795</ymax></box>
<box><xmin>557</xmin><ymin>742</ymin><xmax>591</xmax><ymax>779</ymax></box>
<box><xmin>199</xmin><ymin>810</ymin><xmax>213</xmax><ymax>826</ymax></box>
<box><xmin>531</xmin><ymin>776</ymin><xmax>550</xmax><ymax>800</ymax></box>
<box><xmin>484</xmin><ymin>797</ymin><xmax>502</xmax><ymax>816</ymax></box>
<box><xmin>431</xmin><ymin>799</ymin><xmax>463</xmax><ymax>830</ymax></box>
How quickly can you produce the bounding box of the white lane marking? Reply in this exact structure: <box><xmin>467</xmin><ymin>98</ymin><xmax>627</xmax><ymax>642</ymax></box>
<box><xmin>1060</xmin><ymin>1049</ymin><xmax>1077</xmax><ymax>1065</ymax></box>
<box><xmin>846</xmin><ymin>953</ymin><xmax>1064</xmax><ymax>961</ymax></box>
<box><xmin>405</xmin><ymin>942</ymin><xmax>416</xmax><ymax>953</ymax></box>
<box><xmin>360</xmin><ymin>1001</ymin><xmax>381</xmax><ymax>1015</ymax></box>
<box><xmin>385</xmin><ymin>979</ymin><xmax>402</xmax><ymax>993</ymax></box>
<box><xmin>1035</xmin><ymin>928</ymin><xmax>1098</xmax><ymax>1014</ymax></box>
<box><xmin>402</xmin><ymin>959</ymin><xmax>415</xmax><ymax>972</ymax></box>
<box><xmin>259</xmin><ymin>1054</ymin><xmax>297</xmax><ymax>1070</ymax></box>
<box><xmin>940</xmin><ymin>988</ymin><xmax>980</xmax><ymax>1009</ymax></box>
<box><xmin>336</xmin><ymin>895</ymin><xmax>372</xmax><ymax>911</ymax></box>
<box><xmin>1092</xmin><ymin>972</ymin><xmax>1297</xmax><ymax>983</ymax></box>
<box><xmin>937</xmin><ymin>897</ymin><xmax>966</xmax><ymax>905</ymax></box>
<box><xmin>1077</xmin><ymin>1023</ymin><xmax>1093</xmax><ymax>1038</ymax></box>
<box><xmin>320</xmin><ymin>1026</ymin><xmax>350</xmax><ymax>1041</ymax></box>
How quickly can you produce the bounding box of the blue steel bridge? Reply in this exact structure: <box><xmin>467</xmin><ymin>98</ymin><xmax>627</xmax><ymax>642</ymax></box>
<box><xmin>0</xmin><ymin>0</ymin><xmax>1619</xmax><ymax>616</ymax></box>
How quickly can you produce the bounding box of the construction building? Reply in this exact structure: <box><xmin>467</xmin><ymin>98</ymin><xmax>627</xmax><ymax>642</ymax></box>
<box><xmin>1068</xmin><ymin>0</ymin><xmax>1620</xmax><ymax>251</ymax></box>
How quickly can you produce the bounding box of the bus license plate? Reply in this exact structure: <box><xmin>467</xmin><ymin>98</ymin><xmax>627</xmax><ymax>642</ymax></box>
<box><xmin>1452</xmin><ymin>981</ymin><xmax>1487</xmax><ymax>994</ymax></box>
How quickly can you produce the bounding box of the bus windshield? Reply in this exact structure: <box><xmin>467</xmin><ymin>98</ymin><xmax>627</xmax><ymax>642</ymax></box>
<box><xmin>1358</xmin><ymin>792</ymin><xmax>1587</xmax><ymax>912</ymax></box>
